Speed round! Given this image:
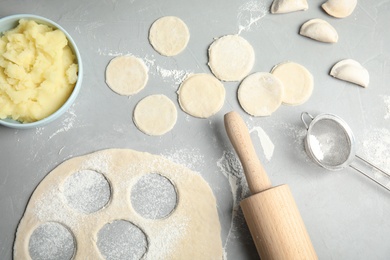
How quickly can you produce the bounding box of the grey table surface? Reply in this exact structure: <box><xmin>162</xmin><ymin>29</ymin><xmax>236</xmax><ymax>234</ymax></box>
<box><xmin>1</xmin><ymin>0</ymin><xmax>390</xmax><ymax>259</ymax></box>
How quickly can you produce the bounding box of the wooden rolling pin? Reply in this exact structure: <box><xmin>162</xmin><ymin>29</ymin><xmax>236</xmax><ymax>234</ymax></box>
<box><xmin>224</xmin><ymin>111</ymin><xmax>317</xmax><ymax>260</ymax></box>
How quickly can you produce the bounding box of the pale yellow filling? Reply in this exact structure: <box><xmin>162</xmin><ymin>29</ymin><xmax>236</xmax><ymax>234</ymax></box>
<box><xmin>0</xmin><ymin>19</ymin><xmax>78</xmax><ymax>123</ymax></box>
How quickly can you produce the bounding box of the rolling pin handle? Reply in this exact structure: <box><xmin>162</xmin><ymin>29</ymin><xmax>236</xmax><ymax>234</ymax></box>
<box><xmin>224</xmin><ymin>111</ymin><xmax>272</xmax><ymax>194</ymax></box>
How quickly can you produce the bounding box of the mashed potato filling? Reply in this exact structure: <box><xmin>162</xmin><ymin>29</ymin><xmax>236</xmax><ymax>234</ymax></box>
<box><xmin>0</xmin><ymin>19</ymin><xmax>78</xmax><ymax>123</ymax></box>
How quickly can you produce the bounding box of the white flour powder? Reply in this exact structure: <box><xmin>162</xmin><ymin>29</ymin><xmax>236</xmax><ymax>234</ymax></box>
<box><xmin>249</xmin><ymin>126</ymin><xmax>275</xmax><ymax>161</ymax></box>
<box><xmin>156</xmin><ymin>66</ymin><xmax>191</xmax><ymax>85</ymax></box>
<box><xmin>361</xmin><ymin>128</ymin><xmax>390</xmax><ymax>181</ymax></box>
<box><xmin>217</xmin><ymin>151</ymin><xmax>250</xmax><ymax>251</ymax></box>
<box><xmin>383</xmin><ymin>95</ymin><xmax>390</xmax><ymax>119</ymax></box>
<box><xmin>237</xmin><ymin>0</ymin><xmax>268</xmax><ymax>34</ymax></box>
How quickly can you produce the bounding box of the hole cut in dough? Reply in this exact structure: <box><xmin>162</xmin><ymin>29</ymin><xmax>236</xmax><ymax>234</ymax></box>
<box><xmin>149</xmin><ymin>16</ymin><xmax>190</xmax><ymax>56</ymax></box>
<box><xmin>270</xmin><ymin>0</ymin><xmax>308</xmax><ymax>14</ymax></box>
<box><xmin>97</xmin><ymin>220</ymin><xmax>148</xmax><ymax>260</ymax></box>
<box><xmin>299</xmin><ymin>19</ymin><xmax>338</xmax><ymax>43</ymax></box>
<box><xmin>330</xmin><ymin>59</ymin><xmax>369</xmax><ymax>87</ymax></box>
<box><xmin>322</xmin><ymin>0</ymin><xmax>357</xmax><ymax>18</ymax></box>
<box><xmin>131</xmin><ymin>173</ymin><xmax>177</xmax><ymax>219</ymax></box>
<box><xmin>63</xmin><ymin>169</ymin><xmax>111</xmax><ymax>214</ymax></box>
<box><xmin>28</xmin><ymin>222</ymin><xmax>75</xmax><ymax>260</ymax></box>
<box><xmin>238</xmin><ymin>72</ymin><xmax>284</xmax><ymax>117</ymax></box>
<box><xmin>178</xmin><ymin>73</ymin><xmax>225</xmax><ymax>118</ymax></box>
<box><xmin>271</xmin><ymin>61</ymin><xmax>313</xmax><ymax>106</ymax></box>
<box><xmin>133</xmin><ymin>94</ymin><xmax>177</xmax><ymax>136</ymax></box>
<box><xmin>14</xmin><ymin>149</ymin><xmax>223</xmax><ymax>259</ymax></box>
<box><xmin>106</xmin><ymin>55</ymin><xmax>148</xmax><ymax>96</ymax></box>
<box><xmin>208</xmin><ymin>35</ymin><xmax>255</xmax><ymax>82</ymax></box>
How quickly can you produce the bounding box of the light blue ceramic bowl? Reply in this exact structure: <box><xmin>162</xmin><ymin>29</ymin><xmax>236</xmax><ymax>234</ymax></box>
<box><xmin>0</xmin><ymin>14</ymin><xmax>83</xmax><ymax>129</ymax></box>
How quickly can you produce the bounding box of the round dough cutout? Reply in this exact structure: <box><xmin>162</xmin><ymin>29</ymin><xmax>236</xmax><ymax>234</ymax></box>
<box><xmin>97</xmin><ymin>220</ymin><xmax>148</xmax><ymax>260</ymax></box>
<box><xmin>238</xmin><ymin>72</ymin><xmax>284</xmax><ymax>116</ymax></box>
<box><xmin>133</xmin><ymin>94</ymin><xmax>177</xmax><ymax>136</ymax></box>
<box><xmin>208</xmin><ymin>35</ymin><xmax>255</xmax><ymax>81</ymax></box>
<box><xmin>271</xmin><ymin>61</ymin><xmax>313</xmax><ymax>105</ymax></box>
<box><xmin>149</xmin><ymin>16</ymin><xmax>190</xmax><ymax>56</ymax></box>
<box><xmin>28</xmin><ymin>222</ymin><xmax>75</xmax><ymax>260</ymax></box>
<box><xmin>178</xmin><ymin>73</ymin><xmax>225</xmax><ymax>118</ymax></box>
<box><xmin>106</xmin><ymin>55</ymin><xmax>148</xmax><ymax>96</ymax></box>
<box><xmin>131</xmin><ymin>173</ymin><xmax>177</xmax><ymax>219</ymax></box>
<box><xmin>63</xmin><ymin>169</ymin><xmax>111</xmax><ymax>214</ymax></box>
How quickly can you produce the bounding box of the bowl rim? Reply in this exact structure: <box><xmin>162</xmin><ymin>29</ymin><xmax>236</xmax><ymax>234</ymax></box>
<box><xmin>0</xmin><ymin>14</ymin><xmax>83</xmax><ymax>129</ymax></box>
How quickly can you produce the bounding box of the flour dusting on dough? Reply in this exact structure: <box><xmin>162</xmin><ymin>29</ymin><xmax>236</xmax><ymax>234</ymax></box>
<box><xmin>237</xmin><ymin>0</ymin><xmax>268</xmax><ymax>34</ymax></box>
<box><xmin>163</xmin><ymin>147</ymin><xmax>205</xmax><ymax>171</ymax></box>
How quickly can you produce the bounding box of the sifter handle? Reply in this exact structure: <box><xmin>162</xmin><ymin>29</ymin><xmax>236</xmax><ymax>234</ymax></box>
<box><xmin>224</xmin><ymin>111</ymin><xmax>272</xmax><ymax>194</ymax></box>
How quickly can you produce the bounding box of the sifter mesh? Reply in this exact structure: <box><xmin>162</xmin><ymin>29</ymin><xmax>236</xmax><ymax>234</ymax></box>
<box><xmin>302</xmin><ymin>112</ymin><xmax>390</xmax><ymax>193</ymax></box>
<box><xmin>308</xmin><ymin>118</ymin><xmax>351</xmax><ymax>167</ymax></box>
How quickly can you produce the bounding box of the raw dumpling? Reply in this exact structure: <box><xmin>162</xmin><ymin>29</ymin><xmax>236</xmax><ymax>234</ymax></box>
<box><xmin>322</xmin><ymin>0</ymin><xmax>357</xmax><ymax>18</ymax></box>
<box><xmin>330</xmin><ymin>59</ymin><xmax>369</xmax><ymax>87</ymax></box>
<box><xmin>299</xmin><ymin>19</ymin><xmax>338</xmax><ymax>43</ymax></box>
<box><xmin>271</xmin><ymin>0</ymin><xmax>308</xmax><ymax>14</ymax></box>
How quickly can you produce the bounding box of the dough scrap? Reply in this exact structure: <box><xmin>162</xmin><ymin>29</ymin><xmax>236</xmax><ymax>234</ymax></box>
<box><xmin>330</xmin><ymin>59</ymin><xmax>369</xmax><ymax>87</ymax></box>
<box><xmin>238</xmin><ymin>72</ymin><xmax>284</xmax><ymax>117</ymax></box>
<box><xmin>14</xmin><ymin>149</ymin><xmax>223</xmax><ymax>259</ymax></box>
<box><xmin>299</xmin><ymin>19</ymin><xmax>338</xmax><ymax>43</ymax></box>
<box><xmin>149</xmin><ymin>16</ymin><xmax>190</xmax><ymax>56</ymax></box>
<box><xmin>105</xmin><ymin>55</ymin><xmax>148</xmax><ymax>96</ymax></box>
<box><xmin>133</xmin><ymin>94</ymin><xmax>177</xmax><ymax>136</ymax></box>
<box><xmin>178</xmin><ymin>73</ymin><xmax>225</xmax><ymax>118</ymax></box>
<box><xmin>208</xmin><ymin>35</ymin><xmax>255</xmax><ymax>82</ymax></box>
<box><xmin>271</xmin><ymin>0</ymin><xmax>308</xmax><ymax>14</ymax></box>
<box><xmin>322</xmin><ymin>0</ymin><xmax>357</xmax><ymax>18</ymax></box>
<box><xmin>271</xmin><ymin>61</ymin><xmax>313</xmax><ymax>106</ymax></box>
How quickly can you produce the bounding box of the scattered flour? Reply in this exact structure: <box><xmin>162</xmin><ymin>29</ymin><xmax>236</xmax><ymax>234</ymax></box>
<box><xmin>28</xmin><ymin>222</ymin><xmax>75</xmax><ymax>260</ymax></box>
<box><xmin>156</xmin><ymin>66</ymin><xmax>191</xmax><ymax>85</ymax></box>
<box><xmin>131</xmin><ymin>173</ymin><xmax>177</xmax><ymax>219</ymax></box>
<box><xmin>280</xmin><ymin>121</ymin><xmax>309</xmax><ymax>161</ymax></box>
<box><xmin>383</xmin><ymin>95</ymin><xmax>390</xmax><ymax>119</ymax></box>
<box><xmin>361</xmin><ymin>128</ymin><xmax>390</xmax><ymax>182</ymax></box>
<box><xmin>97</xmin><ymin>47</ymin><xmax>129</xmax><ymax>57</ymax></box>
<box><xmin>162</xmin><ymin>147</ymin><xmax>204</xmax><ymax>171</ymax></box>
<box><xmin>249</xmin><ymin>126</ymin><xmax>275</xmax><ymax>161</ymax></box>
<box><xmin>217</xmin><ymin>151</ymin><xmax>250</xmax><ymax>250</ymax></box>
<box><xmin>237</xmin><ymin>0</ymin><xmax>268</xmax><ymax>34</ymax></box>
<box><xmin>63</xmin><ymin>170</ymin><xmax>111</xmax><ymax>214</ymax></box>
<box><xmin>49</xmin><ymin>106</ymin><xmax>77</xmax><ymax>139</ymax></box>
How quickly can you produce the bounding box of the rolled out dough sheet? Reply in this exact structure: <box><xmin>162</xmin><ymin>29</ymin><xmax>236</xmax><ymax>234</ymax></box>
<box><xmin>13</xmin><ymin>149</ymin><xmax>223</xmax><ymax>260</ymax></box>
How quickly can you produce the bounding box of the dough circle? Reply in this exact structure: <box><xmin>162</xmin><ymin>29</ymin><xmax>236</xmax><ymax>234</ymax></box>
<box><xmin>271</xmin><ymin>61</ymin><xmax>313</xmax><ymax>105</ymax></box>
<box><xmin>14</xmin><ymin>149</ymin><xmax>222</xmax><ymax>259</ymax></box>
<box><xmin>208</xmin><ymin>35</ymin><xmax>255</xmax><ymax>81</ymax></box>
<box><xmin>178</xmin><ymin>73</ymin><xmax>225</xmax><ymax>118</ymax></box>
<box><xmin>133</xmin><ymin>94</ymin><xmax>177</xmax><ymax>136</ymax></box>
<box><xmin>149</xmin><ymin>16</ymin><xmax>190</xmax><ymax>56</ymax></box>
<box><xmin>105</xmin><ymin>55</ymin><xmax>148</xmax><ymax>96</ymax></box>
<box><xmin>238</xmin><ymin>72</ymin><xmax>284</xmax><ymax>116</ymax></box>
